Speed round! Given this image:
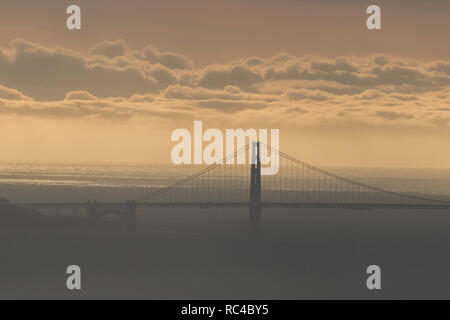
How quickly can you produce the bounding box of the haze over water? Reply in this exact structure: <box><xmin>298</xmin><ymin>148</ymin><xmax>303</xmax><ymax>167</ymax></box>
<box><xmin>1</xmin><ymin>162</ymin><xmax>450</xmax><ymax>203</ymax></box>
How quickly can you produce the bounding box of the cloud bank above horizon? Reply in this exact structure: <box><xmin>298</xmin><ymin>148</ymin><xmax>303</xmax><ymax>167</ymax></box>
<box><xmin>0</xmin><ymin>39</ymin><xmax>449</xmax><ymax>129</ymax></box>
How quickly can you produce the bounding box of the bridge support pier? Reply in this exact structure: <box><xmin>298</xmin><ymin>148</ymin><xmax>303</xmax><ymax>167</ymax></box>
<box><xmin>249</xmin><ymin>142</ymin><xmax>262</xmax><ymax>234</ymax></box>
<box><xmin>125</xmin><ymin>200</ymin><xmax>137</xmax><ymax>232</ymax></box>
<box><xmin>85</xmin><ymin>200</ymin><xmax>98</xmax><ymax>224</ymax></box>
<box><xmin>72</xmin><ymin>207</ymin><xmax>79</xmax><ymax>219</ymax></box>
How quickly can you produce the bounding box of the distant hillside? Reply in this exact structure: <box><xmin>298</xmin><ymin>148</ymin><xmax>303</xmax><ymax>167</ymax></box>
<box><xmin>0</xmin><ymin>198</ymin><xmax>81</xmax><ymax>228</ymax></box>
<box><xmin>0</xmin><ymin>197</ymin><xmax>9</xmax><ymax>203</ymax></box>
<box><xmin>1</xmin><ymin>198</ymin><xmax>44</xmax><ymax>225</ymax></box>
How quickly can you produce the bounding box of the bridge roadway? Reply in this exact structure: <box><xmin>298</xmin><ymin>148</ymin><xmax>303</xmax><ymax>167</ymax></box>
<box><xmin>14</xmin><ymin>202</ymin><xmax>450</xmax><ymax>211</ymax></box>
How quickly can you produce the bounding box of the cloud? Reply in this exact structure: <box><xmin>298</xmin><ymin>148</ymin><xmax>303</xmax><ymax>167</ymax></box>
<box><xmin>373</xmin><ymin>110</ymin><xmax>414</xmax><ymax>120</ymax></box>
<box><xmin>285</xmin><ymin>88</ymin><xmax>333</xmax><ymax>101</ymax></box>
<box><xmin>194</xmin><ymin>99</ymin><xmax>268</xmax><ymax>113</ymax></box>
<box><xmin>261</xmin><ymin>54</ymin><xmax>450</xmax><ymax>91</ymax></box>
<box><xmin>0</xmin><ymin>84</ymin><xmax>32</xmax><ymax>100</ymax></box>
<box><xmin>286</xmin><ymin>106</ymin><xmax>307</xmax><ymax>113</ymax></box>
<box><xmin>134</xmin><ymin>45</ymin><xmax>193</xmax><ymax>70</ymax></box>
<box><xmin>0</xmin><ymin>39</ymin><xmax>177</xmax><ymax>100</ymax></box>
<box><xmin>129</xmin><ymin>93</ymin><xmax>155</xmax><ymax>103</ymax></box>
<box><xmin>0</xmin><ymin>40</ymin><xmax>448</xmax><ymax>128</ymax></box>
<box><xmin>88</xmin><ymin>40</ymin><xmax>128</xmax><ymax>58</ymax></box>
<box><xmin>65</xmin><ymin>90</ymin><xmax>98</xmax><ymax>101</ymax></box>
<box><xmin>428</xmin><ymin>61</ymin><xmax>450</xmax><ymax>76</ymax></box>
<box><xmin>163</xmin><ymin>84</ymin><xmax>277</xmax><ymax>103</ymax></box>
<box><xmin>356</xmin><ymin>89</ymin><xmax>384</xmax><ymax>100</ymax></box>
<box><xmin>197</xmin><ymin>65</ymin><xmax>262</xmax><ymax>90</ymax></box>
<box><xmin>373</xmin><ymin>55</ymin><xmax>389</xmax><ymax>66</ymax></box>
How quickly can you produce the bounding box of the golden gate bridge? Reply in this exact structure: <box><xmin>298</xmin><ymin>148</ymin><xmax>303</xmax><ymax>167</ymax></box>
<box><xmin>13</xmin><ymin>142</ymin><xmax>450</xmax><ymax>231</ymax></box>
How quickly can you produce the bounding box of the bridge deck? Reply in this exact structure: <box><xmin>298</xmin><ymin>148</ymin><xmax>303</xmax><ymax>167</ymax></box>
<box><xmin>12</xmin><ymin>202</ymin><xmax>450</xmax><ymax>210</ymax></box>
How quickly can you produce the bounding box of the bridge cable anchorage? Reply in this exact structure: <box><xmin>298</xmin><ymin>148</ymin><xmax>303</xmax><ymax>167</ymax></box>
<box><xmin>259</xmin><ymin>142</ymin><xmax>450</xmax><ymax>205</ymax></box>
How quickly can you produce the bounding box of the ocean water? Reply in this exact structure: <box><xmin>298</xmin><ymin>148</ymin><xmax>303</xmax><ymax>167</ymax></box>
<box><xmin>0</xmin><ymin>162</ymin><xmax>449</xmax><ymax>203</ymax></box>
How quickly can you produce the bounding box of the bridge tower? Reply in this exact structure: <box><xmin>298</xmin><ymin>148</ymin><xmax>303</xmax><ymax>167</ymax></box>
<box><xmin>249</xmin><ymin>141</ymin><xmax>262</xmax><ymax>232</ymax></box>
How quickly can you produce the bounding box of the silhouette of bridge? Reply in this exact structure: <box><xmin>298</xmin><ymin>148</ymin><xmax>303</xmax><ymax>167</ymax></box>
<box><xmin>17</xmin><ymin>142</ymin><xmax>450</xmax><ymax>231</ymax></box>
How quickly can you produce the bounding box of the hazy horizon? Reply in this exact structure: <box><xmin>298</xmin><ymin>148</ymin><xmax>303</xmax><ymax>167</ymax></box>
<box><xmin>2</xmin><ymin>159</ymin><xmax>450</xmax><ymax>170</ymax></box>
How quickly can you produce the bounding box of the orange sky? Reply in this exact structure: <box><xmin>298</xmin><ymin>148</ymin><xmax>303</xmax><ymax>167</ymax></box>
<box><xmin>0</xmin><ymin>0</ymin><xmax>449</xmax><ymax>167</ymax></box>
